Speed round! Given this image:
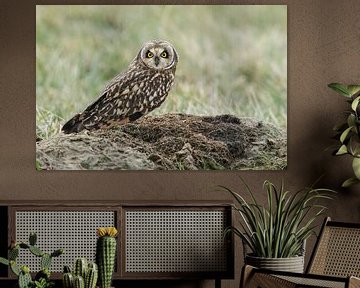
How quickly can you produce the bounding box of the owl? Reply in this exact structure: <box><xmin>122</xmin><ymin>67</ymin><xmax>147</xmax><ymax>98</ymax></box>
<box><xmin>62</xmin><ymin>40</ymin><xmax>178</xmax><ymax>134</ymax></box>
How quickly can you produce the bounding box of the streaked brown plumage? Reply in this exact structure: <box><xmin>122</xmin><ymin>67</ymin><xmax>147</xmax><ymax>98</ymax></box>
<box><xmin>62</xmin><ymin>40</ymin><xmax>178</xmax><ymax>134</ymax></box>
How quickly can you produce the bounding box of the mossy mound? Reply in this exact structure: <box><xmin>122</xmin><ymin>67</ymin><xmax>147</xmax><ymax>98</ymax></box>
<box><xmin>36</xmin><ymin>113</ymin><xmax>286</xmax><ymax>170</ymax></box>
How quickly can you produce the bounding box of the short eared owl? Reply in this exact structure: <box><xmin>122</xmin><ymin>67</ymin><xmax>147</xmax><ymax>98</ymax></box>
<box><xmin>62</xmin><ymin>40</ymin><xmax>178</xmax><ymax>134</ymax></box>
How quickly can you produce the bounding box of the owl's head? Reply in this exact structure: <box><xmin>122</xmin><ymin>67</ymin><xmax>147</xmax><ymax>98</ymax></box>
<box><xmin>137</xmin><ymin>40</ymin><xmax>178</xmax><ymax>71</ymax></box>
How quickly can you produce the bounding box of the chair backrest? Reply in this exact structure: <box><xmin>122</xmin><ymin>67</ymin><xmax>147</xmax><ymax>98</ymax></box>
<box><xmin>307</xmin><ymin>217</ymin><xmax>360</xmax><ymax>277</ymax></box>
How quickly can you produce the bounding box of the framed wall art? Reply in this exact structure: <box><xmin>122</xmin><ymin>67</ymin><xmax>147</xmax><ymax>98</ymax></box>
<box><xmin>35</xmin><ymin>5</ymin><xmax>287</xmax><ymax>170</ymax></box>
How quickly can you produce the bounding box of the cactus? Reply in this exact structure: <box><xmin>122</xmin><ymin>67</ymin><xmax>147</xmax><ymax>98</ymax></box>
<box><xmin>85</xmin><ymin>262</ymin><xmax>98</xmax><ymax>288</ymax></box>
<box><xmin>41</xmin><ymin>253</ymin><xmax>52</xmax><ymax>270</ymax></box>
<box><xmin>0</xmin><ymin>232</ymin><xmax>64</xmax><ymax>288</ymax></box>
<box><xmin>74</xmin><ymin>275</ymin><xmax>85</xmax><ymax>288</ymax></box>
<box><xmin>21</xmin><ymin>265</ymin><xmax>30</xmax><ymax>274</ymax></box>
<box><xmin>62</xmin><ymin>265</ymin><xmax>74</xmax><ymax>288</ymax></box>
<box><xmin>9</xmin><ymin>246</ymin><xmax>19</xmax><ymax>260</ymax></box>
<box><xmin>74</xmin><ymin>258</ymin><xmax>88</xmax><ymax>279</ymax></box>
<box><xmin>63</xmin><ymin>272</ymin><xmax>74</xmax><ymax>288</ymax></box>
<box><xmin>18</xmin><ymin>267</ymin><xmax>32</xmax><ymax>288</ymax></box>
<box><xmin>29</xmin><ymin>232</ymin><xmax>37</xmax><ymax>246</ymax></box>
<box><xmin>51</xmin><ymin>248</ymin><xmax>64</xmax><ymax>257</ymax></box>
<box><xmin>96</xmin><ymin>227</ymin><xmax>118</xmax><ymax>288</ymax></box>
<box><xmin>64</xmin><ymin>265</ymin><xmax>72</xmax><ymax>273</ymax></box>
<box><xmin>63</xmin><ymin>260</ymin><xmax>98</xmax><ymax>288</ymax></box>
<box><xmin>19</xmin><ymin>243</ymin><xmax>30</xmax><ymax>249</ymax></box>
<box><xmin>29</xmin><ymin>245</ymin><xmax>44</xmax><ymax>257</ymax></box>
<box><xmin>35</xmin><ymin>268</ymin><xmax>50</xmax><ymax>281</ymax></box>
<box><xmin>0</xmin><ymin>257</ymin><xmax>9</xmax><ymax>266</ymax></box>
<box><xmin>10</xmin><ymin>260</ymin><xmax>20</xmax><ymax>276</ymax></box>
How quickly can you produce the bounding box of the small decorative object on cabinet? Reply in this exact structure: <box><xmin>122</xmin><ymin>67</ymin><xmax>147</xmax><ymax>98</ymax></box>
<box><xmin>221</xmin><ymin>178</ymin><xmax>335</xmax><ymax>273</ymax></box>
<box><xmin>96</xmin><ymin>227</ymin><xmax>117</xmax><ymax>288</ymax></box>
<box><xmin>62</xmin><ymin>258</ymin><xmax>98</xmax><ymax>288</ymax></box>
<box><xmin>328</xmin><ymin>82</ymin><xmax>360</xmax><ymax>187</ymax></box>
<box><xmin>0</xmin><ymin>232</ymin><xmax>63</xmax><ymax>288</ymax></box>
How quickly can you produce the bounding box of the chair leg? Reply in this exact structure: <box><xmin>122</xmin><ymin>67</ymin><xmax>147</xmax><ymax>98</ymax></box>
<box><xmin>240</xmin><ymin>265</ymin><xmax>255</xmax><ymax>288</ymax></box>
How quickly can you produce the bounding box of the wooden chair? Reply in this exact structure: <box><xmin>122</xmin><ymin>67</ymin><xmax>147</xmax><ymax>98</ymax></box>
<box><xmin>241</xmin><ymin>217</ymin><xmax>360</xmax><ymax>288</ymax></box>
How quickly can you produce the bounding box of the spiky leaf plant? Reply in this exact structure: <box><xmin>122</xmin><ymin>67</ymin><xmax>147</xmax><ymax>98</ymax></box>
<box><xmin>222</xmin><ymin>179</ymin><xmax>335</xmax><ymax>258</ymax></box>
<box><xmin>329</xmin><ymin>83</ymin><xmax>360</xmax><ymax>187</ymax></box>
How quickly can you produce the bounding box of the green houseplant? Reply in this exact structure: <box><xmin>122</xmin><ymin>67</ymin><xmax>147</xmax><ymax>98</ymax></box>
<box><xmin>62</xmin><ymin>258</ymin><xmax>98</xmax><ymax>288</ymax></box>
<box><xmin>96</xmin><ymin>227</ymin><xmax>118</xmax><ymax>288</ymax></box>
<box><xmin>0</xmin><ymin>232</ymin><xmax>63</xmax><ymax>288</ymax></box>
<box><xmin>222</xmin><ymin>179</ymin><xmax>334</xmax><ymax>272</ymax></box>
<box><xmin>328</xmin><ymin>83</ymin><xmax>360</xmax><ymax>187</ymax></box>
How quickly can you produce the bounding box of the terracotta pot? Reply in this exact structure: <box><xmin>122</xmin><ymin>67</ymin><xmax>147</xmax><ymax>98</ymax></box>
<box><xmin>245</xmin><ymin>254</ymin><xmax>304</xmax><ymax>273</ymax></box>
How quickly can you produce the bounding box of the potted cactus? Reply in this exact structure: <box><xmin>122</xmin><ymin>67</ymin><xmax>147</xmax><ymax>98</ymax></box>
<box><xmin>62</xmin><ymin>258</ymin><xmax>98</xmax><ymax>288</ymax></box>
<box><xmin>0</xmin><ymin>232</ymin><xmax>64</xmax><ymax>288</ymax></box>
<box><xmin>96</xmin><ymin>227</ymin><xmax>118</xmax><ymax>288</ymax></box>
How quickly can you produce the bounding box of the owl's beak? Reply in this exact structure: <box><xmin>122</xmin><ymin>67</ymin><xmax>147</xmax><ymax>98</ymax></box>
<box><xmin>154</xmin><ymin>56</ymin><xmax>160</xmax><ymax>66</ymax></box>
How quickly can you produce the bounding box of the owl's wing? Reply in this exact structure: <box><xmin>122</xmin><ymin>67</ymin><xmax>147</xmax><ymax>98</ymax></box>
<box><xmin>62</xmin><ymin>72</ymin><xmax>136</xmax><ymax>134</ymax></box>
<box><xmin>61</xmin><ymin>92</ymin><xmax>109</xmax><ymax>134</ymax></box>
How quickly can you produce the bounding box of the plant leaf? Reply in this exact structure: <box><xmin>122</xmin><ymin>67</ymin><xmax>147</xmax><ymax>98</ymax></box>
<box><xmin>0</xmin><ymin>257</ymin><xmax>9</xmax><ymax>266</ymax></box>
<box><xmin>336</xmin><ymin>145</ymin><xmax>348</xmax><ymax>155</ymax></box>
<box><xmin>328</xmin><ymin>83</ymin><xmax>351</xmax><ymax>97</ymax></box>
<box><xmin>352</xmin><ymin>157</ymin><xmax>360</xmax><ymax>180</ymax></box>
<box><xmin>347</xmin><ymin>114</ymin><xmax>356</xmax><ymax>129</ymax></box>
<box><xmin>349</xmin><ymin>135</ymin><xmax>360</xmax><ymax>156</ymax></box>
<box><xmin>342</xmin><ymin>177</ymin><xmax>360</xmax><ymax>187</ymax></box>
<box><xmin>340</xmin><ymin>126</ymin><xmax>352</xmax><ymax>143</ymax></box>
<box><xmin>222</xmin><ymin>179</ymin><xmax>335</xmax><ymax>258</ymax></box>
<box><xmin>351</xmin><ymin>96</ymin><xmax>360</xmax><ymax>111</ymax></box>
<box><xmin>10</xmin><ymin>261</ymin><xmax>20</xmax><ymax>276</ymax></box>
<box><xmin>348</xmin><ymin>85</ymin><xmax>360</xmax><ymax>96</ymax></box>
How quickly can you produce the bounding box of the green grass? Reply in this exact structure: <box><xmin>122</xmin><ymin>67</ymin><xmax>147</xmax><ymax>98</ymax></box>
<box><xmin>36</xmin><ymin>5</ymin><xmax>287</xmax><ymax>139</ymax></box>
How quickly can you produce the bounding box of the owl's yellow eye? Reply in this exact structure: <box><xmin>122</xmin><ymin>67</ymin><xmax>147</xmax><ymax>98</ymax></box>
<box><xmin>147</xmin><ymin>51</ymin><xmax>154</xmax><ymax>58</ymax></box>
<box><xmin>160</xmin><ymin>51</ymin><xmax>168</xmax><ymax>58</ymax></box>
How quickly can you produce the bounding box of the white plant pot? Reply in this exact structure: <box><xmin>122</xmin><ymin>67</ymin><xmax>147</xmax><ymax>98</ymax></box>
<box><xmin>245</xmin><ymin>254</ymin><xmax>305</xmax><ymax>273</ymax></box>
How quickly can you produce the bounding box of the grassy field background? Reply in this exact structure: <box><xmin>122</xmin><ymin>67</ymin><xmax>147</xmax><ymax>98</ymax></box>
<box><xmin>36</xmin><ymin>5</ymin><xmax>287</xmax><ymax>140</ymax></box>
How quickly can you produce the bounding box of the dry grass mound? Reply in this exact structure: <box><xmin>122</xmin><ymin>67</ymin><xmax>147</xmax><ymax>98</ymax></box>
<box><xmin>36</xmin><ymin>114</ymin><xmax>286</xmax><ymax>170</ymax></box>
